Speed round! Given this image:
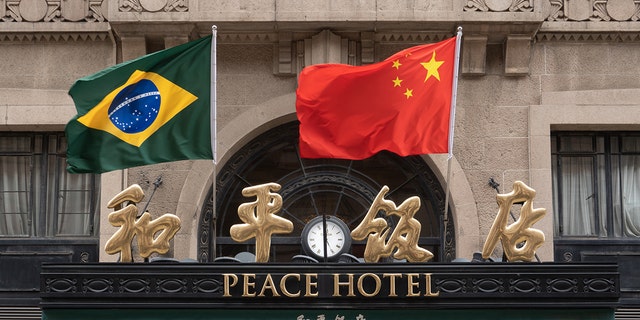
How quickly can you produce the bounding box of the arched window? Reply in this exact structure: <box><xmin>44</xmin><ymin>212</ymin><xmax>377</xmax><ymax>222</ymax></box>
<box><xmin>198</xmin><ymin>122</ymin><xmax>454</xmax><ymax>262</ymax></box>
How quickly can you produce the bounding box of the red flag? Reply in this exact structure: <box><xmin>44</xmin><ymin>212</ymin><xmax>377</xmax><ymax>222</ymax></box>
<box><xmin>296</xmin><ymin>36</ymin><xmax>457</xmax><ymax>160</ymax></box>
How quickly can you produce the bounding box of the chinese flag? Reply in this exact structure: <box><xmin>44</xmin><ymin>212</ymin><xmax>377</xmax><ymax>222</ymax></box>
<box><xmin>296</xmin><ymin>36</ymin><xmax>457</xmax><ymax>160</ymax></box>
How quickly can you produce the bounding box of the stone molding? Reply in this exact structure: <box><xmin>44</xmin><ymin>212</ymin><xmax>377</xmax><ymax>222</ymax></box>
<box><xmin>119</xmin><ymin>0</ymin><xmax>188</xmax><ymax>13</ymax></box>
<box><xmin>2</xmin><ymin>0</ymin><xmax>639</xmax><ymax>24</ymax></box>
<box><xmin>0</xmin><ymin>0</ymin><xmax>105</xmax><ymax>22</ymax></box>
<box><xmin>547</xmin><ymin>0</ymin><xmax>640</xmax><ymax>22</ymax></box>
<box><xmin>0</xmin><ymin>30</ymin><xmax>109</xmax><ymax>41</ymax></box>
<box><xmin>464</xmin><ymin>0</ymin><xmax>533</xmax><ymax>12</ymax></box>
<box><xmin>536</xmin><ymin>31</ymin><xmax>640</xmax><ymax>42</ymax></box>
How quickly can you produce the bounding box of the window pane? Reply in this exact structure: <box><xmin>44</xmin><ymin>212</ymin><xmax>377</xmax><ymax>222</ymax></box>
<box><xmin>0</xmin><ymin>155</ymin><xmax>31</xmax><ymax>236</ymax></box>
<box><xmin>612</xmin><ymin>154</ymin><xmax>623</xmax><ymax>237</ymax></box>
<box><xmin>596</xmin><ymin>154</ymin><xmax>607</xmax><ymax>236</ymax></box>
<box><xmin>50</xmin><ymin>151</ymin><xmax>95</xmax><ymax>236</ymax></box>
<box><xmin>560</xmin><ymin>157</ymin><xmax>597</xmax><ymax>236</ymax></box>
<box><xmin>1</xmin><ymin>133</ymin><xmax>98</xmax><ymax>238</ymax></box>
<box><xmin>621</xmin><ymin>154</ymin><xmax>640</xmax><ymax>237</ymax></box>
<box><xmin>622</xmin><ymin>136</ymin><xmax>640</xmax><ymax>153</ymax></box>
<box><xmin>554</xmin><ymin>132</ymin><xmax>640</xmax><ymax>239</ymax></box>
<box><xmin>560</xmin><ymin>136</ymin><xmax>593</xmax><ymax>153</ymax></box>
<box><xmin>0</xmin><ymin>136</ymin><xmax>31</xmax><ymax>152</ymax></box>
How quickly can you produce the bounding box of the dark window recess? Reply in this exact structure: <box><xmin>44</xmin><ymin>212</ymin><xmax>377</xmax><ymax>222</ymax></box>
<box><xmin>552</xmin><ymin>131</ymin><xmax>640</xmax><ymax>307</ymax></box>
<box><xmin>552</xmin><ymin>132</ymin><xmax>640</xmax><ymax>239</ymax></box>
<box><xmin>0</xmin><ymin>132</ymin><xmax>100</xmax><ymax>306</ymax></box>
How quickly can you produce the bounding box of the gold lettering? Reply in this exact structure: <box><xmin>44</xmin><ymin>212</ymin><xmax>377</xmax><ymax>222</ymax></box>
<box><xmin>357</xmin><ymin>273</ymin><xmax>381</xmax><ymax>297</ymax></box>
<box><xmin>423</xmin><ymin>273</ymin><xmax>440</xmax><ymax>297</ymax></box>
<box><xmin>304</xmin><ymin>273</ymin><xmax>319</xmax><ymax>297</ymax></box>
<box><xmin>280</xmin><ymin>273</ymin><xmax>301</xmax><ymax>297</ymax></box>
<box><xmin>230</xmin><ymin>183</ymin><xmax>293</xmax><ymax>262</ymax></box>
<box><xmin>383</xmin><ymin>273</ymin><xmax>402</xmax><ymax>297</ymax></box>
<box><xmin>332</xmin><ymin>274</ymin><xmax>355</xmax><ymax>297</ymax></box>
<box><xmin>258</xmin><ymin>274</ymin><xmax>280</xmax><ymax>297</ymax></box>
<box><xmin>407</xmin><ymin>273</ymin><xmax>420</xmax><ymax>297</ymax></box>
<box><xmin>243</xmin><ymin>274</ymin><xmax>256</xmax><ymax>297</ymax></box>
<box><xmin>223</xmin><ymin>274</ymin><xmax>238</xmax><ymax>297</ymax></box>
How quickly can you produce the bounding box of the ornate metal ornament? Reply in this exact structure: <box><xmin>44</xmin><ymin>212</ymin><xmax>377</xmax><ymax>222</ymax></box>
<box><xmin>104</xmin><ymin>184</ymin><xmax>181</xmax><ymax>262</ymax></box>
<box><xmin>482</xmin><ymin>181</ymin><xmax>546</xmax><ymax>262</ymax></box>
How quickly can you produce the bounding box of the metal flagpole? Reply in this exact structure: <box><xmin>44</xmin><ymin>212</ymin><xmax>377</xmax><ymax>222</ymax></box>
<box><xmin>210</xmin><ymin>25</ymin><xmax>218</xmax><ymax>259</ymax></box>
<box><xmin>443</xmin><ymin>26</ymin><xmax>462</xmax><ymax>224</ymax></box>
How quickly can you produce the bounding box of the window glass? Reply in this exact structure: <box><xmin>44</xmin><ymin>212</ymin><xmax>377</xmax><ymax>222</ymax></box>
<box><xmin>559</xmin><ymin>136</ymin><xmax>593</xmax><ymax>153</ymax></box>
<box><xmin>0</xmin><ymin>133</ymin><xmax>99</xmax><ymax>238</ymax></box>
<box><xmin>553</xmin><ymin>132</ymin><xmax>640</xmax><ymax>239</ymax></box>
<box><xmin>559</xmin><ymin>156</ymin><xmax>596</xmax><ymax>236</ymax></box>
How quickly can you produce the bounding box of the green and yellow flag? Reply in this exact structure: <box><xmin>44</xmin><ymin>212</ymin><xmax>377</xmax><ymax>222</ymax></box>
<box><xmin>66</xmin><ymin>35</ymin><xmax>212</xmax><ymax>173</ymax></box>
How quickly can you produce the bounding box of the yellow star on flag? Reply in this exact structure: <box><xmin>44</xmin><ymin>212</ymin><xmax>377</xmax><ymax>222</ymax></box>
<box><xmin>392</xmin><ymin>60</ymin><xmax>402</xmax><ymax>69</ymax></box>
<box><xmin>392</xmin><ymin>76</ymin><xmax>403</xmax><ymax>87</ymax></box>
<box><xmin>403</xmin><ymin>88</ymin><xmax>413</xmax><ymax>99</ymax></box>
<box><xmin>420</xmin><ymin>51</ymin><xmax>445</xmax><ymax>82</ymax></box>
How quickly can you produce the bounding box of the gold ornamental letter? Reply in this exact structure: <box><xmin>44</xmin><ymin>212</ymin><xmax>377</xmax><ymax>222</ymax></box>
<box><xmin>230</xmin><ymin>183</ymin><xmax>293</xmax><ymax>263</ymax></box>
<box><xmin>482</xmin><ymin>181</ymin><xmax>546</xmax><ymax>262</ymax></box>
<box><xmin>104</xmin><ymin>184</ymin><xmax>181</xmax><ymax>262</ymax></box>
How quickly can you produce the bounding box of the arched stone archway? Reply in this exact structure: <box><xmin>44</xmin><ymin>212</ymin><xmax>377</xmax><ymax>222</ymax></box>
<box><xmin>174</xmin><ymin>93</ymin><xmax>479</xmax><ymax>261</ymax></box>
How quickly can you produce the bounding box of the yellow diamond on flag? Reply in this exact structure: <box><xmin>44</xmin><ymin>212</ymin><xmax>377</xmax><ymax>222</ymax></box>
<box><xmin>77</xmin><ymin>70</ymin><xmax>198</xmax><ymax>147</ymax></box>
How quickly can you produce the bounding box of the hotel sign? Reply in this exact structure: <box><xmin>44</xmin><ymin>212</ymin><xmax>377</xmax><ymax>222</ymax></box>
<box><xmin>41</xmin><ymin>263</ymin><xmax>618</xmax><ymax>310</ymax></box>
<box><xmin>222</xmin><ymin>272</ymin><xmax>439</xmax><ymax>298</ymax></box>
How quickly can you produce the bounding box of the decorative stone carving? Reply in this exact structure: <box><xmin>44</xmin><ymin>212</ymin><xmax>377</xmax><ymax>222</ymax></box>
<box><xmin>546</xmin><ymin>0</ymin><xmax>640</xmax><ymax>21</ymax></box>
<box><xmin>464</xmin><ymin>0</ymin><xmax>533</xmax><ymax>12</ymax></box>
<box><xmin>119</xmin><ymin>0</ymin><xmax>188</xmax><ymax>12</ymax></box>
<box><xmin>0</xmin><ymin>0</ymin><xmax>105</xmax><ymax>22</ymax></box>
<box><xmin>360</xmin><ymin>31</ymin><xmax>374</xmax><ymax>65</ymax></box>
<box><xmin>299</xmin><ymin>30</ymin><xmax>357</xmax><ymax>70</ymax></box>
<box><xmin>273</xmin><ymin>32</ymin><xmax>293</xmax><ymax>75</ymax></box>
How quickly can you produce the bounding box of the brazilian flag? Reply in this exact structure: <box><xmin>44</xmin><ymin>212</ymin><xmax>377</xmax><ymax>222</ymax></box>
<box><xmin>65</xmin><ymin>35</ymin><xmax>213</xmax><ymax>173</ymax></box>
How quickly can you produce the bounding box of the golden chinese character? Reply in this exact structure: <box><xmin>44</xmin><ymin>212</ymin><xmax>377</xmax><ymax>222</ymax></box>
<box><xmin>104</xmin><ymin>184</ymin><xmax>181</xmax><ymax>262</ymax></box>
<box><xmin>230</xmin><ymin>183</ymin><xmax>293</xmax><ymax>263</ymax></box>
<box><xmin>482</xmin><ymin>181</ymin><xmax>546</xmax><ymax>262</ymax></box>
<box><xmin>351</xmin><ymin>186</ymin><xmax>433</xmax><ymax>263</ymax></box>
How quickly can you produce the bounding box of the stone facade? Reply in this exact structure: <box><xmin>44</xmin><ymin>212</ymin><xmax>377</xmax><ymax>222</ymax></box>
<box><xmin>2</xmin><ymin>0</ymin><xmax>640</xmax><ymax>266</ymax></box>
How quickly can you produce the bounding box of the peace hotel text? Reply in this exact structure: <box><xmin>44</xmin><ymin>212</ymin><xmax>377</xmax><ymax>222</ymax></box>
<box><xmin>222</xmin><ymin>272</ymin><xmax>440</xmax><ymax>298</ymax></box>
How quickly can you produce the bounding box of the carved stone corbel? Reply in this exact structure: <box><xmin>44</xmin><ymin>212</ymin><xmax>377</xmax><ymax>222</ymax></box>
<box><xmin>273</xmin><ymin>32</ymin><xmax>294</xmax><ymax>75</ymax></box>
<box><xmin>504</xmin><ymin>35</ymin><xmax>531</xmax><ymax>76</ymax></box>
<box><xmin>462</xmin><ymin>35</ymin><xmax>488</xmax><ymax>75</ymax></box>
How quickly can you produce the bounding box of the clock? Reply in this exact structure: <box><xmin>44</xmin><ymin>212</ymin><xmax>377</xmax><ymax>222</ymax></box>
<box><xmin>301</xmin><ymin>215</ymin><xmax>352</xmax><ymax>261</ymax></box>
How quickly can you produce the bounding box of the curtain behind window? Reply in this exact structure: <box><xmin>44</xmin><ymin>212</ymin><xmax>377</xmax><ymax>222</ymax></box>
<box><xmin>560</xmin><ymin>156</ymin><xmax>597</xmax><ymax>236</ymax></box>
<box><xmin>621</xmin><ymin>138</ymin><xmax>640</xmax><ymax>237</ymax></box>
<box><xmin>0</xmin><ymin>134</ymin><xmax>97</xmax><ymax>237</ymax></box>
<box><xmin>0</xmin><ymin>138</ymin><xmax>31</xmax><ymax>236</ymax></box>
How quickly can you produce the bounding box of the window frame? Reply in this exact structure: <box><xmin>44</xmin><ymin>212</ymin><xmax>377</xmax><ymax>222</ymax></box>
<box><xmin>552</xmin><ymin>131</ymin><xmax>640</xmax><ymax>240</ymax></box>
<box><xmin>0</xmin><ymin>132</ymin><xmax>100</xmax><ymax>239</ymax></box>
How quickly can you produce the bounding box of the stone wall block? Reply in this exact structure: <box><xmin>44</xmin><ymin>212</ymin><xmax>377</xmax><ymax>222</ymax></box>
<box><xmin>484</xmin><ymin>137</ymin><xmax>529</xmax><ymax>170</ymax></box>
<box><xmin>489</xmin><ymin>105</ymin><xmax>529</xmax><ymax>137</ymax></box>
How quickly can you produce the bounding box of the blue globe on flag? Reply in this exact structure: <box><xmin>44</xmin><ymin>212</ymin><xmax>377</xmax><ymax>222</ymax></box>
<box><xmin>108</xmin><ymin>79</ymin><xmax>161</xmax><ymax>134</ymax></box>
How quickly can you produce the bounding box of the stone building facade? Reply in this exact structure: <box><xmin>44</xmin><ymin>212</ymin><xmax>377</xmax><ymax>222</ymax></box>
<box><xmin>1</xmin><ymin>0</ymin><xmax>640</xmax><ymax>318</ymax></box>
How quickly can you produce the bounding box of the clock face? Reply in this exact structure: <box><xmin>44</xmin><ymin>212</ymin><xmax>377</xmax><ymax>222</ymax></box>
<box><xmin>301</xmin><ymin>216</ymin><xmax>351</xmax><ymax>260</ymax></box>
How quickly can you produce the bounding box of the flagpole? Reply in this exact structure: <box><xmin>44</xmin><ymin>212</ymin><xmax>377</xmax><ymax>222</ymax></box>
<box><xmin>443</xmin><ymin>27</ymin><xmax>462</xmax><ymax>224</ymax></box>
<box><xmin>210</xmin><ymin>25</ymin><xmax>218</xmax><ymax>259</ymax></box>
